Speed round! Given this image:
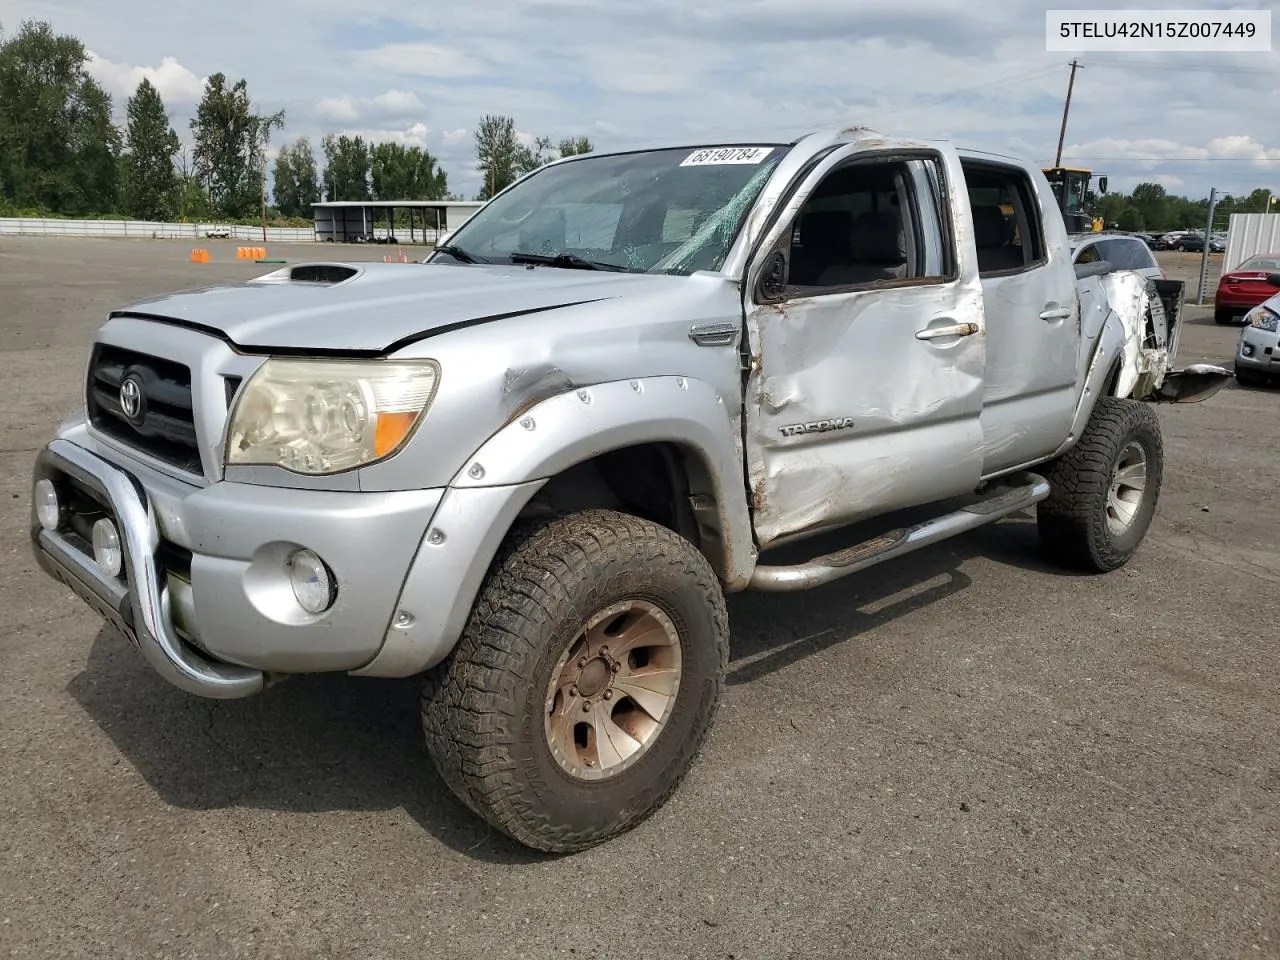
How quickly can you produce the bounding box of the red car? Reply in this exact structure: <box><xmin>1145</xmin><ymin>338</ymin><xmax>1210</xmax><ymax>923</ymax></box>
<box><xmin>1216</xmin><ymin>253</ymin><xmax>1280</xmax><ymax>324</ymax></box>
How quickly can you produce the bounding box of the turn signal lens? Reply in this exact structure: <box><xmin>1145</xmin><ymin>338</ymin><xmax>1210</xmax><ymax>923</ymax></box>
<box><xmin>375</xmin><ymin>411</ymin><xmax>420</xmax><ymax>458</ymax></box>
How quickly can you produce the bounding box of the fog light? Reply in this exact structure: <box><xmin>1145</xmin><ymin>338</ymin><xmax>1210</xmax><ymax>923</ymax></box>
<box><xmin>289</xmin><ymin>549</ymin><xmax>335</xmax><ymax>614</ymax></box>
<box><xmin>35</xmin><ymin>479</ymin><xmax>61</xmax><ymax>531</ymax></box>
<box><xmin>1242</xmin><ymin>343</ymin><xmax>1255</xmax><ymax>357</ymax></box>
<box><xmin>92</xmin><ymin>518</ymin><xmax>123</xmax><ymax>578</ymax></box>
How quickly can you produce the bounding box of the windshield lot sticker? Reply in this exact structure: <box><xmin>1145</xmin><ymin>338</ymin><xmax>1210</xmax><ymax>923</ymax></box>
<box><xmin>680</xmin><ymin>146</ymin><xmax>773</xmax><ymax>166</ymax></box>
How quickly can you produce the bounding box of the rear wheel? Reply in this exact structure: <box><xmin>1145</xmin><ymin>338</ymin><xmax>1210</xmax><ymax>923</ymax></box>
<box><xmin>421</xmin><ymin>509</ymin><xmax>729</xmax><ymax>853</ymax></box>
<box><xmin>1215</xmin><ymin>309</ymin><xmax>1235</xmax><ymax>325</ymax></box>
<box><xmin>1037</xmin><ymin>397</ymin><xmax>1164</xmax><ymax>572</ymax></box>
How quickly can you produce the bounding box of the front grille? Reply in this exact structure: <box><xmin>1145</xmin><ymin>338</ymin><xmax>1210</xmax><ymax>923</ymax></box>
<box><xmin>86</xmin><ymin>344</ymin><xmax>201</xmax><ymax>474</ymax></box>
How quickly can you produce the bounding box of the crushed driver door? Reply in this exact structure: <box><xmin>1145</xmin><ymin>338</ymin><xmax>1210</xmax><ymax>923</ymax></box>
<box><xmin>741</xmin><ymin>139</ymin><xmax>988</xmax><ymax>548</ymax></box>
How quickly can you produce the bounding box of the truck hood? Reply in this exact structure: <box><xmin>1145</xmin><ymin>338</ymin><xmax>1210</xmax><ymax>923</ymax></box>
<box><xmin>114</xmin><ymin>261</ymin><xmax>695</xmax><ymax>356</ymax></box>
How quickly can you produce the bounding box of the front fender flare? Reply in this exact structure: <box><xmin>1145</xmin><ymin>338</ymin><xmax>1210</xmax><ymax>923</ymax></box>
<box><xmin>452</xmin><ymin>375</ymin><xmax>756</xmax><ymax>587</ymax></box>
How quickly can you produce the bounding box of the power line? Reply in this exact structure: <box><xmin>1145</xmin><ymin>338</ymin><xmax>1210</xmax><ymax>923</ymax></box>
<box><xmin>1082</xmin><ymin>57</ymin><xmax>1279</xmax><ymax>75</ymax></box>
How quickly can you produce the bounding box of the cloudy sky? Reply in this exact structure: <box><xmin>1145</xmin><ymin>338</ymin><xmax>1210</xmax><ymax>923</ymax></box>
<box><xmin>3</xmin><ymin>0</ymin><xmax>1277</xmax><ymax>200</ymax></box>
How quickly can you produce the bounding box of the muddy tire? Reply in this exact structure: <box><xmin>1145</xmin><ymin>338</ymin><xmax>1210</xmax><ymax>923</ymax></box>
<box><xmin>1037</xmin><ymin>397</ymin><xmax>1163</xmax><ymax>572</ymax></box>
<box><xmin>421</xmin><ymin>509</ymin><xmax>729</xmax><ymax>854</ymax></box>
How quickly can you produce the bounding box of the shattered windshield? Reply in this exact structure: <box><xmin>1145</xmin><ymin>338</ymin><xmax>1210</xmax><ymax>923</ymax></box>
<box><xmin>438</xmin><ymin>145</ymin><xmax>790</xmax><ymax>275</ymax></box>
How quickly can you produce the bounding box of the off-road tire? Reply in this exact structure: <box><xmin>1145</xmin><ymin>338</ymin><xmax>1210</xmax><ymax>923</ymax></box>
<box><xmin>1235</xmin><ymin>366</ymin><xmax>1266</xmax><ymax>387</ymax></box>
<box><xmin>1037</xmin><ymin>397</ymin><xmax>1164</xmax><ymax>572</ymax></box>
<box><xmin>421</xmin><ymin>509</ymin><xmax>729</xmax><ymax>854</ymax></box>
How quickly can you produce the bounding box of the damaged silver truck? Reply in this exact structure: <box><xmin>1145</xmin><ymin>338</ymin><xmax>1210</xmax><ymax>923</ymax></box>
<box><xmin>30</xmin><ymin>128</ymin><xmax>1230</xmax><ymax>853</ymax></box>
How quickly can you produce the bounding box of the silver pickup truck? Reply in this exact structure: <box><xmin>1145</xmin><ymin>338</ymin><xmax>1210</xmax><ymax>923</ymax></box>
<box><xmin>30</xmin><ymin>128</ymin><xmax>1228</xmax><ymax>853</ymax></box>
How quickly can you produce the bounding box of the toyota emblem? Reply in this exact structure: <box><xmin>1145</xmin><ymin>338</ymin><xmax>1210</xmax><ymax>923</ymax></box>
<box><xmin>119</xmin><ymin>375</ymin><xmax>143</xmax><ymax>422</ymax></box>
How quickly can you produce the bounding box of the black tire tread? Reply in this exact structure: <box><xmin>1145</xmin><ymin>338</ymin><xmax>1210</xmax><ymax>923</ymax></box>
<box><xmin>421</xmin><ymin>509</ymin><xmax>729</xmax><ymax>854</ymax></box>
<box><xmin>1037</xmin><ymin>397</ymin><xmax>1163</xmax><ymax>572</ymax></box>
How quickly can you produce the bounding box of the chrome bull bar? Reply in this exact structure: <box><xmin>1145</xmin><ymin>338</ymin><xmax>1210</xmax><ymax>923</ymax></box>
<box><xmin>31</xmin><ymin>439</ymin><xmax>264</xmax><ymax>699</ymax></box>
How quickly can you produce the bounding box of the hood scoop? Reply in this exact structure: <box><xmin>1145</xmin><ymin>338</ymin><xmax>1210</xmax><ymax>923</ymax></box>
<box><xmin>250</xmin><ymin>262</ymin><xmax>363</xmax><ymax>286</ymax></box>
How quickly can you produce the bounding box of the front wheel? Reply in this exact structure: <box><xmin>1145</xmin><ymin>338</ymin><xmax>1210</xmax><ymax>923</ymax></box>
<box><xmin>421</xmin><ymin>509</ymin><xmax>729</xmax><ymax>854</ymax></box>
<box><xmin>1037</xmin><ymin>397</ymin><xmax>1164</xmax><ymax>572</ymax></box>
<box><xmin>1236</xmin><ymin>366</ymin><xmax>1266</xmax><ymax>387</ymax></box>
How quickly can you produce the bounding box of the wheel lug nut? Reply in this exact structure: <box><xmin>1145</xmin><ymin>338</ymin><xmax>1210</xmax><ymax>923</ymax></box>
<box><xmin>611</xmin><ymin>662</ymin><xmax>620</xmax><ymax>672</ymax></box>
<box><xmin>582</xmin><ymin>702</ymin><xmax>591</xmax><ymax>713</ymax></box>
<box><xmin>569</xmin><ymin>685</ymin><xmax>578</xmax><ymax>696</ymax></box>
<box><xmin>577</xmin><ymin>658</ymin><xmax>587</xmax><ymax>668</ymax></box>
<box><xmin>600</xmin><ymin>646</ymin><xmax>609</xmax><ymax>656</ymax></box>
<box><xmin>603</xmin><ymin>690</ymin><xmax>612</xmax><ymax>700</ymax></box>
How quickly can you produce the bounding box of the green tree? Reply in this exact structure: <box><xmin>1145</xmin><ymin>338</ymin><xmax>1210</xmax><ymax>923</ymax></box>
<box><xmin>321</xmin><ymin>133</ymin><xmax>370</xmax><ymax>200</ymax></box>
<box><xmin>474</xmin><ymin>114</ymin><xmax>523</xmax><ymax>200</ymax></box>
<box><xmin>1244</xmin><ymin>187</ymin><xmax>1274</xmax><ymax>213</ymax></box>
<box><xmin>1116</xmin><ymin>207</ymin><xmax>1144</xmax><ymax>232</ymax></box>
<box><xmin>173</xmin><ymin>148</ymin><xmax>209</xmax><ymax>220</ymax></box>
<box><xmin>1130</xmin><ymin>182</ymin><xmax>1170</xmax><ymax>231</ymax></box>
<box><xmin>0</xmin><ymin>19</ymin><xmax>120</xmax><ymax>213</ymax></box>
<box><xmin>190</xmin><ymin>73</ymin><xmax>284</xmax><ymax>218</ymax></box>
<box><xmin>121</xmin><ymin>78</ymin><xmax>179</xmax><ymax>221</ymax></box>
<box><xmin>515</xmin><ymin>135</ymin><xmax>555</xmax><ymax>175</ymax></box>
<box><xmin>272</xmin><ymin>136</ymin><xmax>320</xmax><ymax>217</ymax></box>
<box><xmin>370</xmin><ymin>142</ymin><xmax>448</xmax><ymax>200</ymax></box>
<box><xmin>558</xmin><ymin>136</ymin><xmax>593</xmax><ymax>157</ymax></box>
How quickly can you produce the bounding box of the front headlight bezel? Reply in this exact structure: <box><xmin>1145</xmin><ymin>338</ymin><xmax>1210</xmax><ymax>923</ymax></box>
<box><xmin>1246</xmin><ymin>306</ymin><xmax>1280</xmax><ymax>333</ymax></box>
<box><xmin>224</xmin><ymin>357</ymin><xmax>441</xmax><ymax>477</ymax></box>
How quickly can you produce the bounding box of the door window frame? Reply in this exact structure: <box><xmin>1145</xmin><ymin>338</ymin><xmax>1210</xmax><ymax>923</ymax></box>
<box><xmin>960</xmin><ymin>159</ymin><xmax>1048</xmax><ymax>277</ymax></box>
<box><xmin>750</xmin><ymin>148</ymin><xmax>959</xmax><ymax>305</ymax></box>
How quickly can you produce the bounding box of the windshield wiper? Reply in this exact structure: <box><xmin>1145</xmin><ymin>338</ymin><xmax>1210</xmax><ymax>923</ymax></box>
<box><xmin>509</xmin><ymin>251</ymin><xmax>630</xmax><ymax>272</ymax></box>
<box><xmin>434</xmin><ymin>243</ymin><xmax>485</xmax><ymax>264</ymax></box>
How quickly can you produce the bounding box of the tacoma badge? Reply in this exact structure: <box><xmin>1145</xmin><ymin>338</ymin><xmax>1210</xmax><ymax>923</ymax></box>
<box><xmin>780</xmin><ymin>417</ymin><xmax>855</xmax><ymax>437</ymax></box>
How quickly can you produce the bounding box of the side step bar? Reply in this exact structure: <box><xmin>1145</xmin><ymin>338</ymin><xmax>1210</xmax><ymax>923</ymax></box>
<box><xmin>748</xmin><ymin>472</ymin><xmax>1051</xmax><ymax>592</ymax></box>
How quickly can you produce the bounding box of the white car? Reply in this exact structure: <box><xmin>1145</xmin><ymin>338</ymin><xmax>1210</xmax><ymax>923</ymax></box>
<box><xmin>1236</xmin><ymin>278</ymin><xmax>1280</xmax><ymax>387</ymax></box>
<box><xmin>1069</xmin><ymin>232</ymin><xmax>1165</xmax><ymax>281</ymax></box>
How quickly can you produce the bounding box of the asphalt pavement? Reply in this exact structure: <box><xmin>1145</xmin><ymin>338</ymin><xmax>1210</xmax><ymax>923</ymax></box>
<box><xmin>1</xmin><ymin>237</ymin><xmax>1276</xmax><ymax>959</ymax></box>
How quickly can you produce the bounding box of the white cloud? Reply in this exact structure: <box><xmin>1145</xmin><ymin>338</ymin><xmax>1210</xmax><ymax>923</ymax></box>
<box><xmin>371</xmin><ymin>89</ymin><xmax>425</xmax><ymax>114</ymax></box>
<box><xmin>38</xmin><ymin>0</ymin><xmax>1280</xmax><ymax>199</ymax></box>
<box><xmin>314</xmin><ymin>89</ymin><xmax>426</xmax><ymax>124</ymax></box>
<box><xmin>352</xmin><ymin>42</ymin><xmax>488</xmax><ymax>78</ymax></box>
<box><xmin>335</xmin><ymin>122</ymin><xmax>432</xmax><ymax>148</ymax></box>
<box><xmin>315</xmin><ymin>96</ymin><xmax>360</xmax><ymax>122</ymax></box>
<box><xmin>85</xmin><ymin>50</ymin><xmax>205</xmax><ymax>105</ymax></box>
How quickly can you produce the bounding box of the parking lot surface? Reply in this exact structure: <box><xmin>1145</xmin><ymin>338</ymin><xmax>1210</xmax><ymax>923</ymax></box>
<box><xmin>1</xmin><ymin>238</ymin><xmax>1277</xmax><ymax>959</ymax></box>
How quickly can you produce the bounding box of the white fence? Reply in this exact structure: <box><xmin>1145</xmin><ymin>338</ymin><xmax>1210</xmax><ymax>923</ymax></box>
<box><xmin>1222</xmin><ymin>213</ymin><xmax>1280</xmax><ymax>274</ymax></box>
<box><xmin>0</xmin><ymin>217</ymin><xmax>317</xmax><ymax>242</ymax></box>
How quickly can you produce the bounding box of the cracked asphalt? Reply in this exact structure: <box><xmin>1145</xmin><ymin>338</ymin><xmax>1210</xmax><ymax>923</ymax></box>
<box><xmin>1</xmin><ymin>238</ymin><xmax>1277</xmax><ymax>959</ymax></box>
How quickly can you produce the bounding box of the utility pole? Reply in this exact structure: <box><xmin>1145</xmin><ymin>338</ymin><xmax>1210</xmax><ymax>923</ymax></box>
<box><xmin>1198</xmin><ymin>187</ymin><xmax>1218</xmax><ymax>305</ymax></box>
<box><xmin>1054</xmin><ymin>58</ymin><xmax>1080</xmax><ymax>168</ymax></box>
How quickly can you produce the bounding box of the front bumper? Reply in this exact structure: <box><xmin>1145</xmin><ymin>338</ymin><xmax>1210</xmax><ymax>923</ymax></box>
<box><xmin>1238</xmin><ymin>325</ymin><xmax>1280</xmax><ymax>373</ymax></box>
<box><xmin>31</xmin><ymin>436</ymin><xmax>442</xmax><ymax>698</ymax></box>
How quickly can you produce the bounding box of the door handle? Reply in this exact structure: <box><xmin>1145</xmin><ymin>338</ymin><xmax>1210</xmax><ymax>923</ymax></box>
<box><xmin>1039</xmin><ymin>307</ymin><xmax>1072</xmax><ymax>320</ymax></box>
<box><xmin>689</xmin><ymin>321</ymin><xmax>738</xmax><ymax>346</ymax></box>
<box><xmin>915</xmin><ymin>322</ymin><xmax>978</xmax><ymax>341</ymax></box>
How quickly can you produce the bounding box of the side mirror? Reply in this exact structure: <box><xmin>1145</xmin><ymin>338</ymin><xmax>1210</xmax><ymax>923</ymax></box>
<box><xmin>1267</xmin><ymin>273</ymin><xmax>1280</xmax><ymax>288</ymax></box>
<box><xmin>1098</xmin><ymin>176</ymin><xmax>1108</xmax><ymax>195</ymax></box>
<box><xmin>759</xmin><ymin>251</ymin><xmax>787</xmax><ymax>300</ymax></box>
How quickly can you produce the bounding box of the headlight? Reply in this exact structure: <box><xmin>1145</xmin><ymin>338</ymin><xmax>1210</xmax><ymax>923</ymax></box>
<box><xmin>1246</xmin><ymin>307</ymin><xmax>1279</xmax><ymax>333</ymax></box>
<box><xmin>226</xmin><ymin>358</ymin><xmax>440</xmax><ymax>474</ymax></box>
